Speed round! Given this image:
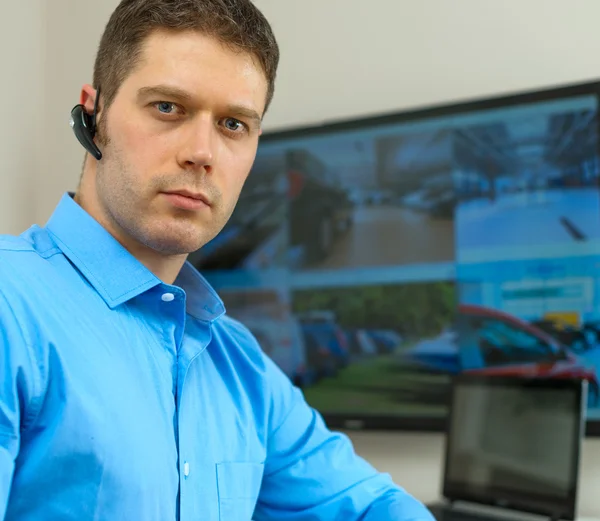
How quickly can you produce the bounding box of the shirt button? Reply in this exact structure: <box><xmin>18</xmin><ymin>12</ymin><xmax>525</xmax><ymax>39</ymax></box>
<box><xmin>161</xmin><ymin>292</ymin><xmax>175</xmax><ymax>302</ymax></box>
<box><xmin>183</xmin><ymin>461</ymin><xmax>190</xmax><ymax>478</ymax></box>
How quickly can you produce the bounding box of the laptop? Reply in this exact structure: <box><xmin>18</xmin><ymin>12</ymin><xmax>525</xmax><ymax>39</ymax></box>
<box><xmin>427</xmin><ymin>374</ymin><xmax>587</xmax><ymax>521</ymax></box>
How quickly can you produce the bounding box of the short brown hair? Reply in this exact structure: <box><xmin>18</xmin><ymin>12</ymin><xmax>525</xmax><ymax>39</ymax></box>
<box><xmin>93</xmin><ymin>0</ymin><xmax>279</xmax><ymax>115</ymax></box>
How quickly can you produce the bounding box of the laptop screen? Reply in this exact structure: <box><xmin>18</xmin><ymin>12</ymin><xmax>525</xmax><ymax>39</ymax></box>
<box><xmin>442</xmin><ymin>375</ymin><xmax>585</xmax><ymax>520</ymax></box>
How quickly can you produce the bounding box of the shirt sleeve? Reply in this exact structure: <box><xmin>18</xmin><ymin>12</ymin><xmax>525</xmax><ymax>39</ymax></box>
<box><xmin>0</xmin><ymin>287</ymin><xmax>42</xmax><ymax>519</ymax></box>
<box><xmin>254</xmin><ymin>355</ymin><xmax>435</xmax><ymax>521</ymax></box>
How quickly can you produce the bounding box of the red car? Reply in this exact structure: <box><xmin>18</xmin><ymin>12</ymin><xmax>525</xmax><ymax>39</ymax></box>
<box><xmin>458</xmin><ymin>303</ymin><xmax>599</xmax><ymax>406</ymax></box>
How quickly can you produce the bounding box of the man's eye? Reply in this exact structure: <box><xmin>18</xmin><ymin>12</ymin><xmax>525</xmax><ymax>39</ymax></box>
<box><xmin>223</xmin><ymin>118</ymin><xmax>245</xmax><ymax>132</ymax></box>
<box><xmin>155</xmin><ymin>102</ymin><xmax>178</xmax><ymax>114</ymax></box>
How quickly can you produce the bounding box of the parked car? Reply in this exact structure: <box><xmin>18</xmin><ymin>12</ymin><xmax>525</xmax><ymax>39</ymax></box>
<box><xmin>403</xmin><ymin>304</ymin><xmax>599</xmax><ymax>407</ymax></box>
<box><xmin>531</xmin><ymin>318</ymin><xmax>594</xmax><ymax>353</ymax></box>
<box><xmin>297</xmin><ymin>310</ymin><xmax>351</xmax><ymax>369</ymax></box>
<box><xmin>288</xmin><ymin>316</ymin><xmax>317</xmax><ymax>388</ymax></box>
<box><xmin>399</xmin><ymin>174</ymin><xmax>456</xmax><ymax>219</ymax></box>
<box><xmin>368</xmin><ymin>329</ymin><xmax>402</xmax><ymax>354</ymax></box>
<box><xmin>298</xmin><ymin>325</ymin><xmax>339</xmax><ymax>380</ymax></box>
<box><xmin>346</xmin><ymin>328</ymin><xmax>379</xmax><ymax>357</ymax></box>
<box><xmin>458</xmin><ymin>304</ymin><xmax>599</xmax><ymax>406</ymax></box>
<box><xmin>403</xmin><ymin>329</ymin><xmax>461</xmax><ymax>374</ymax></box>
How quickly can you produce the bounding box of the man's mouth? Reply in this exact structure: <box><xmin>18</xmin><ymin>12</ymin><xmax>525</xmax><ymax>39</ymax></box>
<box><xmin>161</xmin><ymin>190</ymin><xmax>211</xmax><ymax>211</ymax></box>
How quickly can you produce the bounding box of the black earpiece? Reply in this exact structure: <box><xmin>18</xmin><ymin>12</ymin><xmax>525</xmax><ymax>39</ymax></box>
<box><xmin>70</xmin><ymin>89</ymin><xmax>102</xmax><ymax>161</ymax></box>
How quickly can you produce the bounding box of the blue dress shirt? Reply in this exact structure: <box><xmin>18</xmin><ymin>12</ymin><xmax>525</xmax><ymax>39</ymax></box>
<box><xmin>0</xmin><ymin>193</ymin><xmax>435</xmax><ymax>520</ymax></box>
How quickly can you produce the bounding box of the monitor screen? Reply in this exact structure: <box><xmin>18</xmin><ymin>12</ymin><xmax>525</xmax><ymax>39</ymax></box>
<box><xmin>442</xmin><ymin>375</ymin><xmax>585</xmax><ymax>519</ymax></box>
<box><xmin>187</xmin><ymin>80</ymin><xmax>600</xmax><ymax>434</ymax></box>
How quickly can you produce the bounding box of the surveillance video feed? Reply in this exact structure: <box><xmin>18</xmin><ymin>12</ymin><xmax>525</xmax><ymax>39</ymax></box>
<box><xmin>196</xmin><ymin>90</ymin><xmax>600</xmax><ymax>423</ymax></box>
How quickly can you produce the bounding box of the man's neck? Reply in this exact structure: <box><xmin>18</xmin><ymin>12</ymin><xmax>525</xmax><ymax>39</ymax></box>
<box><xmin>73</xmin><ymin>188</ymin><xmax>188</xmax><ymax>285</ymax></box>
<box><xmin>118</xmin><ymin>238</ymin><xmax>188</xmax><ymax>285</ymax></box>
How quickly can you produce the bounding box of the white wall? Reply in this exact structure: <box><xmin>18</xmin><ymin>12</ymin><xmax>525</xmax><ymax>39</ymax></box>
<box><xmin>38</xmin><ymin>0</ymin><xmax>120</xmax><ymax>227</ymax></box>
<box><xmin>256</xmin><ymin>0</ymin><xmax>600</xmax><ymax>131</ymax></box>
<box><xmin>2</xmin><ymin>0</ymin><xmax>600</xmax><ymax>517</ymax></box>
<box><xmin>0</xmin><ymin>0</ymin><xmax>46</xmax><ymax>235</ymax></box>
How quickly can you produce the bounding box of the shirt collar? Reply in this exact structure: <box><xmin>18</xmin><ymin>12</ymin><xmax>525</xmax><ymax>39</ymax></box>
<box><xmin>45</xmin><ymin>192</ymin><xmax>225</xmax><ymax>322</ymax></box>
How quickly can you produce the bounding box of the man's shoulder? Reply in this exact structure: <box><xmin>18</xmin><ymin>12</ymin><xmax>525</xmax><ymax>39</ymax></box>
<box><xmin>0</xmin><ymin>233</ymin><xmax>35</xmax><ymax>282</ymax></box>
<box><xmin>0</xmin><ymin>233</ymin><xmax>35</xmax><ymax>253</ymax></box>
<box><xmin>212</xmin><ymin>313</ymin><xmax>269</xmax><ymax>369</ymax></box>
<box><xmin>214</xmin><ymin>314</ymin><xmax>263</xmax><ymax>351</ymax></box>
<box><xmin>0</xmin><ymin>227</ymin><xmax>60</xmax><ymax>266</ymax></box>
<box><xmin>0</xmin><ymin>227</ymin><xmax>62</xmax><ymax>299</ymax></box>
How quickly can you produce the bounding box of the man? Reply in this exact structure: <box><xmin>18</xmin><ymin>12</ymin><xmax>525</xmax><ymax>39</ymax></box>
<box><xmin>0</xmin><ymin>0</ymin><xmax>435</xmax><ymax>519</ymax></box>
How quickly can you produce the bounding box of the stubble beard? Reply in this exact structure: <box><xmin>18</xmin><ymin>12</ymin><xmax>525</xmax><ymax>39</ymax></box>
<box><xmin>93</xmin><ymin>114</ymin><xmax>235</xmax><ymax>257</ymax></box>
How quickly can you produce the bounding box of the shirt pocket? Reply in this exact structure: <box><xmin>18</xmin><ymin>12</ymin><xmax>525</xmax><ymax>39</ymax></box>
<box><xmin>216</xmin><ymin>461</ymin><xmax>265</xmax><ymax>521</ymax></box>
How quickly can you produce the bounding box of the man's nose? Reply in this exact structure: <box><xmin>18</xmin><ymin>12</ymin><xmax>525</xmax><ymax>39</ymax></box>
<box><xmin>176</xmin><ymin>115</ymin><xmax>215</xmax><ymax>172</ymax></box>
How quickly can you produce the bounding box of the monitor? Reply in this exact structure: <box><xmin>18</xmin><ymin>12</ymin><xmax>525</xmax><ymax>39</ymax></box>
<box><xmin>442</xmin><ymin>374</ymin><xmax>586</xmax><ymax>520</ymax></box>
<box><xmin>187</xmin><ymin>79</ymin><xmax>600</xmax><ymax>436</ymax></box>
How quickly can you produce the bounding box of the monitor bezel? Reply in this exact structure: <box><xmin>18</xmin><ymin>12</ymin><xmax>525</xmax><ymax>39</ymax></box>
<box><xmin>440</xmin><ymin>374</ymin><xmax>586</xmax><ymax>520</ymax></box>
<box><xmin>257</xmin><ymin>78</ymin><xmax>600</xmax><ymax>437</ymax></box>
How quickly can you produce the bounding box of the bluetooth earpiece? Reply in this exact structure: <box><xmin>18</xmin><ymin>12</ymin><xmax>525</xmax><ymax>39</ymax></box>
<box><xmin>70</xmin><ymin>88</ymin><xmax>102</xmax><ymax>161</ymax></box>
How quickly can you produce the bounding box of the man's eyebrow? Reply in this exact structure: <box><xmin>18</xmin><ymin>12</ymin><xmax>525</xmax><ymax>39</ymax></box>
<box><xmin>227</xmin><ymin>105</ymin><xmax>263</xmax><ymax>128</ymax></box>
<box><xmin>137</xmin><ymin>85</ymin><xmax>193</xmax><ymax>102</ymax></box>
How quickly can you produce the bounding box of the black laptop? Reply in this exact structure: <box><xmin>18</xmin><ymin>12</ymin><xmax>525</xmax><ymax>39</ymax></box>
<box><xmin>427</xmin><ymin>374</ymin><xmax>587</xmax><ymax>521</ymax></box>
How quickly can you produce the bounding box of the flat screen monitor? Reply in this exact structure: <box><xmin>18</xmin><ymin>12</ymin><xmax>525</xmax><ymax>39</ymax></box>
<box><xmin>442</xmin><ymin>374</ymin><xmax>586</xmax><ymax>520</ymax></box>
<box><xmin>187</xmin><ymin>80</ymin><xmax>600</xmax><ymax>436</ymax></box>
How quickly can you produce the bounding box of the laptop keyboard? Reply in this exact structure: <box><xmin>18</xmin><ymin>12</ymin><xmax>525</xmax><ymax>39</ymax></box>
<box><xmin>427</xmin><ymin>504</ymin><xmax>525</xmax><ymax>521</ymax></box>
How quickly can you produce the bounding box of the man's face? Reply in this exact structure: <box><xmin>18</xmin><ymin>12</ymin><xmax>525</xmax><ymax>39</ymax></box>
<box><xmin>91</xmin><ymin>29</ymin><xmax>267</xmax><ymax>256</ymax></box>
